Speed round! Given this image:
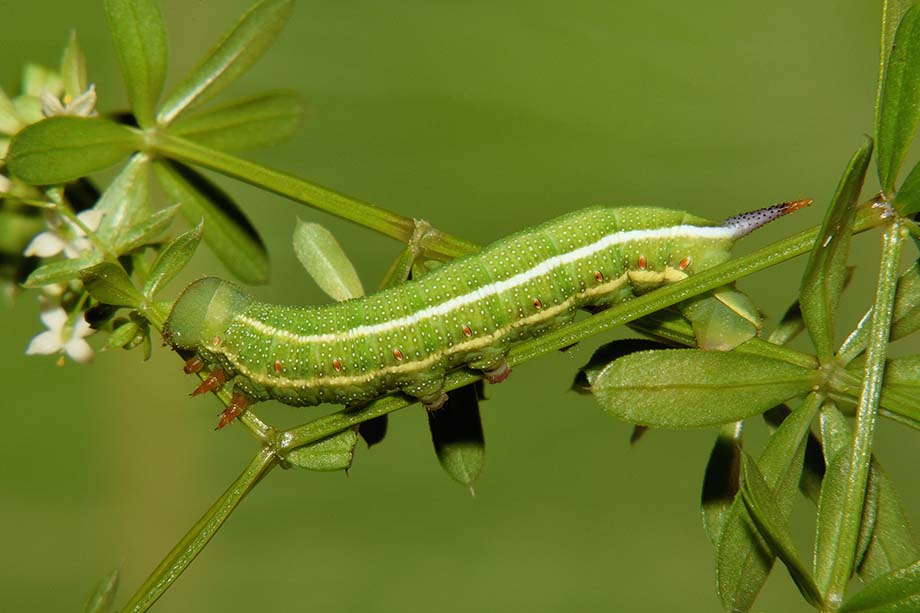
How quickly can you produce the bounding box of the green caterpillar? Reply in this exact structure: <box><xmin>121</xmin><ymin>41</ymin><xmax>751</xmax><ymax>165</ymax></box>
<box><xmin>164</xmin><ymin>200</ymin><xmax>810</xmax><ymax>428</ymax></box>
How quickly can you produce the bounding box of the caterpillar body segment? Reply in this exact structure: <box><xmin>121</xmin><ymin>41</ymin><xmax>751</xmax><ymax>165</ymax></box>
<box><xmin>163</xmin><ymin>201</ymin><xmax>810</xmax><ymax>428</ymax></box>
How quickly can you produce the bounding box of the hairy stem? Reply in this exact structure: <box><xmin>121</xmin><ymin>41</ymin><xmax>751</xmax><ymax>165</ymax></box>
<box><xmin>823</xmin><ymin>220</ymin><xmax>904</xmax><ymax>607</ymax></box>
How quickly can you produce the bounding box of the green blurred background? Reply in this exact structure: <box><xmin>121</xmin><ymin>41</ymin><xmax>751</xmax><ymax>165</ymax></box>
<box><xmin>2</xmin><ymin>1</ymin><xmax>916</xmax><ymax>611</ymax></box>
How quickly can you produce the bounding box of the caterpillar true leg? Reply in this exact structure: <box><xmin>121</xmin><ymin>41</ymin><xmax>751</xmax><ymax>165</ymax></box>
<box><xmin>183</xmin><ymin>356</ymin><xmax>205</xmax><ymax>374</ymax></box>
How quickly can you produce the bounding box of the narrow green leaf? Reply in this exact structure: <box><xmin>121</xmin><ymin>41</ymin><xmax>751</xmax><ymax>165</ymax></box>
<box><xmin>817</xmin><ymin>404</ymin><xmax>919</xmax><ymax>583</ymax></box>
<box><xmin>168</xmin><ymin>90</ymin><xmax>304</xmax><ymax>151</ymax></box>
<box><xmin>841</xmin><ymin>559</ymin><xmax>920</xmax><ymax>612</ymax></box>
<box><xmin>800</xmin><ymin>138</ymin><xmax>873</xmax><ymax>361</ymax></box>
<box><xmin>828</xmin><ymin>221</ymin><xmax>907</xmax><ymax>601</ymax></box>
<box><xmin>95</xmin><ymin>154</ymin><xmax>152</xmax><ymax>252</ymax></box>
<box><xmin>894</xmin><ymin>160</ymin><xmax>920</xmax><ymax>215</ymax></box>
<box><xmin>768</xmin><ymin>301</ymin><xmax>806</xmax><ymax>346</ymax></box>
<box><xmin>876</xmin><ymin>0</ymin><xmax>914</xmax><ymax>135</ymax></box>
<box><xmin>286</xmin><ymin>428</ymin><xmax>358</xmax><ymax>471</ymax></box>
<box><xmin>7</xmin><ymin>117</ymin><xmax>140</xmax><ymax>185</ymax></box>
<box><xmin>876</xmin><ymin>355</ymin><xmax>920</xmax><ymax>418</ymax></box>
<box><xmin>814</xmin><ymin>451</ymin><xmax>878</xmax><ymax>599</ymax></box>
<box><xmin>740</xmin><ymin>454</ymin><xmax>825</xmax><ymax>609</ymax></box>
<box><xmin>103</xmin><ymin>0</ymin><xmax>167</xmax><ymax>127</ymax></box>
<box><xmin>153</xmin><ymin>160</ymin><xmax>269</xmax><ymax>284</ymax></box>
<box><xmin>716</xmin><ymin>395</ymin><xmax>820</xmax><ymax>611</ymax></box>
<box><xmin>83</xmin><ymin>568</ymin><xmax>119</xmax><ymax>613</ymax></box>
<box><xmin>157</xmin><ymin>0</ymin><xmax>294</xmax><ymax>124</ymax></box>
<box><xmin>572</xmin><ymin>339</ymin><xmax>669</xmax><ymax>395</ymax></box>
<box><xmin>115</xmin><ymin>203</ymin><xmax>179</xmax><ymax>255</ymax></box>
<box><xmin>105</xmin><ymin>320</ymin><xmax>141</xmax><ymax>350</ymax></box>
<box><xmin>144</xmin><ymin>222</ymin><xmax>203</xmax><ymax>298</ymax></box>
<box><xmin>22</xmin><ymin>258</ymin><xmax>95</xmax><ymax>288</ymax></box>
<box><xmin>591</xmin><ymin>350</ymin><xmax>817</xmax><ymax>428</ymax></box>
<box><xmin>877</xmin><ymin>5</ymin><xmax>920</xmax><ymax>192</ymax></box>
<box><xmin>61</xmin><ymin>31</ymin><xmax>88</xmax><ymax>99</ymax></box>
<box><xmin>80</xmin><ymin>262</ymin><xmax>143</xmax><ymax>307</ymax></box>
<box><xmin>679</xmin><ymin>286</ymin><xmax>760</xmax><ymax>350</ymax></box>
<box><xmin>892</xmin><ymin>261</ymin><xmax>920</xmax><ymax>340</ymax></box>
<box><xmin>701</xmin><ymin>421</ymin><xmax>743</xmax><ymax>547</ymax></box>
<box><xmin>428</xmin><ymin>383</ymin><xmax>486</xmax><ymax>491</ymax></box>
<box><xmin>293</xmin><ymin>220</ymin><xmax>364</xmax><ymax>301</ymax></box>
<box><xmin>858</xmin><ymin>462</ymin><xmax>920</xmax><ymax>582</ymax></box>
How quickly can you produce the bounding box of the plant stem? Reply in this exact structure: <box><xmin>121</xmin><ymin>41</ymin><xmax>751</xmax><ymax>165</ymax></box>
<box><xmin>148</xmin><ymin>131</ymin><xmax>479</xmax><ymax>260</ymax></box>
<box><xmin>824</xmin><ymin>220</ymin><xmax>904</xmax><ymax>607</ymax></box>
<box><xmin>120</xmin><ymin>446</ymin><xmax>278</xmax><ymax>613</ymax></box>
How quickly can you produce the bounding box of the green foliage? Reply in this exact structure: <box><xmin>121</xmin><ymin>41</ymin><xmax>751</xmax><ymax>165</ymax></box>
<box><xmin>168</xmin><ymin>90</ymin><xmax>304</xmax><ymax>151</ymax></box>
<box><xmin>876</xmin><ymin>5</ymin><xmax>920</xmax><ymax>194</ymax></box>
<box><xmin>800</xmin><ymin>138</ymin><xmax>872</xmax><ymax>362</ymax></box>
<box><xmin>427</xmin><ymin>383</ymin><xmax>486</xmax><ymax>491</ymax></box>
<box><xmin>8</xmin><ymin>117</ymin><xmax>141</xmax><ymax>184</ymax></box>
<box><xmin>152</xmin><ymin>160</ymin><xmax>269</xmax><ymax>284</ymax></box>
<box><xmin>103</xmin><ymin>0</ymin><xmax>167</xmax><ymax>128</ymax></box>
<box><xmin>156</xmin><ymin>0</ymin><xmax>294</xmax><ymax>125</ymax></box>
<box><xmin>589</xmin><ymin>350</ymin><xmax>817</xmax><ymax>428</ymax></box>
<box><xmin>286</xmin><ymin>428</ymin><xmax>358</xmax><ymax>471</ymax></box>
<box><xmin>293</xmin><ymin>219</ymin><xmax>365</xmax><ymax>301</ymax></box>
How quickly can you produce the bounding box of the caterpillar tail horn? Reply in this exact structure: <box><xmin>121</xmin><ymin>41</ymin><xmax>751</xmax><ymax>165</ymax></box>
<box><xmin>723</xmin><ymin>198</ymin><xmax>812</xmax><ymax>238</ymax></box>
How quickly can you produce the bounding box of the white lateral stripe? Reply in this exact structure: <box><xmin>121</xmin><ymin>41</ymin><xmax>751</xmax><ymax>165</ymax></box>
<box><xmin>238</xmin><ymin>224</ymin><xmax>734</xmax><ymax>343</ymax></box>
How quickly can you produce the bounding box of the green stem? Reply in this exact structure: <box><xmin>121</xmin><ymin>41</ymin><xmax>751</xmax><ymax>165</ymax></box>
<box><xmin>120</xmin><ymin>446</ymin><xmax>278</xmax><ymax>613</ymax></box>
<box><xmin>148</xmin><ymin>131</ymin><xmax>479</xmax><ymax>260</ymax></box>
<box><xmin>824</xmin><ymin>220</ymin><xmax>904</xmax><ymax>607</ymax></box>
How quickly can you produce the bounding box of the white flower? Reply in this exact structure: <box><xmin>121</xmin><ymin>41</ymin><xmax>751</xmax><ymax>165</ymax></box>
<box><xmin>23</xmin><ymin>208</ymin><xmax>103</xmax><ymax>259</ymax></box>
<box><xmin>25</xmin><ymin>306</ymin><xmax>94</xmax><ymax>363</ymax></box>
<box><xmin>41</xmin><ymin>84</ymin><xmax>97</xmax><ymax>118</ymax></box>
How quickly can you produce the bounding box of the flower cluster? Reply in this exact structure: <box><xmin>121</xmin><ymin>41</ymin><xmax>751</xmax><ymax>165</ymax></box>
<box><xmin>0</xmin><ymin>34</ymin><xmax>101</xmax><ymax>364</ymax></box>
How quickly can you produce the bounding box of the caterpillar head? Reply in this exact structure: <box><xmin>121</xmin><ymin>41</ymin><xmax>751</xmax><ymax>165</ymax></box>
<box><xmin>163</xmin><ymin>277</ymin><xmax>253</xmax><ymax>351</ymax></box>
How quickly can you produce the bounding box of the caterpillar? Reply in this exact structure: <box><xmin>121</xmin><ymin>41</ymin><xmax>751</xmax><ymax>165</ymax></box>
<box><xmin>163</xmin><ymin>200</ymin><xmax>811</xmax><ymax>429</ymax></box>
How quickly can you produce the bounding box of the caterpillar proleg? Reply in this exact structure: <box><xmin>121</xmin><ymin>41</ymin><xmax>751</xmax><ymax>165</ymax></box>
<box><xmin>164</xmin><ymin>200</ymin><xmax>811</xmax><ymax>428</ymax></box>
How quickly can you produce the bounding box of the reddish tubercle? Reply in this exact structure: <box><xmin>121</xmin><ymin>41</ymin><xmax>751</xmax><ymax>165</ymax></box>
<box><xmin>192</xmin><ymin>369</ymin><xmax>227</xmax><ymax>396</ymax></box>
<box><xmin>273</xmin><ymin>360</ymin><xmax>283</xmax><ymax>373</ymax></box>
<box><xmin>216</xmin><ymin>393</ymin><xmax>249</xmax><ymax>430</ymax></box>
<box><xmin>183</xmin><ymin>356</ymin><xmax>205</xmax><ymax>374</ymax></box>
<box><xmin>638</xmin><ymin>255</ymin><xmax>647</xmax><ymax>270</ymax></box>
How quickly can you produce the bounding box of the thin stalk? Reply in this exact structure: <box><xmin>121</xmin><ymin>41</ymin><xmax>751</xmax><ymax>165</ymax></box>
<box><xmin>823</xmin><ymin>220</ymin><xmax>905</xmax><ymax>607</ymax></box>
<box><xmin>120</xmin><ymin>446</ymin><xmax>278</xmax><ymax>613</ymax></box>
<box><xmin>148</xmin><ymin>131</ymin><xmax>479</xmax><ymax>260</ymax></box>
